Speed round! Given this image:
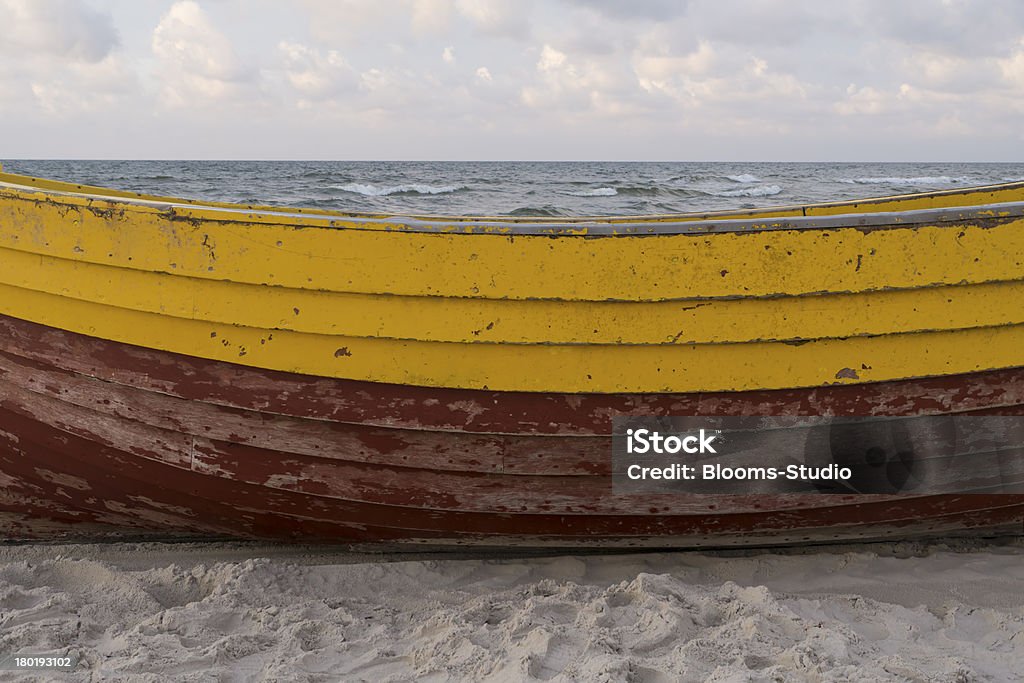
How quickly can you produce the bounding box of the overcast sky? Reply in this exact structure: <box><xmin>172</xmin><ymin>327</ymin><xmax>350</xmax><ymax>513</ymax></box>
<box><xmin>2</xmin><ymin>0</ymin><xmax>1024</xmax><ymax>161</ymax></box>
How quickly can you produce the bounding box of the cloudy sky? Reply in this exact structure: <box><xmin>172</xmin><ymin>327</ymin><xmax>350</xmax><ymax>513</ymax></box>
<box><xmin>2</xmin><ymin>0</ymin><xmax>1024</xmax><ymax>160</ymax></box>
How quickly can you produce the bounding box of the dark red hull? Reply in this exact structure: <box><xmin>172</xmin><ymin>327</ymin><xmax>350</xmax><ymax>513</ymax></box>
<box><xmin>1</xmin><ymin>313</ymin><xmax>1023</xmax><ymax>547</ymax></box>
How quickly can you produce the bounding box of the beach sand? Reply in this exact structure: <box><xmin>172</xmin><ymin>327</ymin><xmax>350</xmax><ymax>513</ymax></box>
<box><xmin>1</xmin><ymin>538</ymin><xmax>1022</xmax><ymax>682</ymax></box>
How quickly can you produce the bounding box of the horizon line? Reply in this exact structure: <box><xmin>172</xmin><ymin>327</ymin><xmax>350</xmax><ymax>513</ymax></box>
<box><xmin>4</xmin><ymin>158</ymin><xmax>1022</xmax><ymax>164</ymax></box>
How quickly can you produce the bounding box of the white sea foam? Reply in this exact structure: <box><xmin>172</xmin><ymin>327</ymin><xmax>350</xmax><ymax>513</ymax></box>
<box><xmin>725</xmin><ymin>173</ymin><xmax>760</xmax><ymax>183</ymax></box>
<box><xmin>335</xmin><ymin>183</ymin><xmax>462</xmax><ymax>196</ymax></box>
<box><xmin>563</xmin><ymin>187</ymin><xmax>618</xmax><ymax>197</ymax></box>
<box><xmin>838</xmin><ymin>176</ymin><xmax>972</xmax><ymax>185</ymax></box>
<box><xmin>712</xmin><ymin>184</ymin><xmax>782</xmax><ymax>197</ymax></box>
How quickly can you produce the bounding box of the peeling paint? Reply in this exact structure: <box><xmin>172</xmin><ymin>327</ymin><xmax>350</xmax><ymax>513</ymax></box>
<box><xmin>0</xmin><ymin>314</ymin><xmax>1022</xmax><ymax>545</ymax></box>
<box><xmin>2</xmin><ymin>171</ymin><xmax>1024</xmax><ymax>544</ymax></box>
<box><xmin>33</xmin><ymin>468</ymin><xmax>92</xmax><ymax>491</ymax></box>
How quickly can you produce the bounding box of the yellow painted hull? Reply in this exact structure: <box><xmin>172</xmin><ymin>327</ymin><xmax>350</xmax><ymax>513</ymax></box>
<box><xmin>1</xmin><ymin>170</ymin><xmax>1023</xmax><ymax>393</ymax></box>
<box><xmin>3</xmin><ymin>168</ymin><xmax>1024</xmax><ymax>547</ymax></box>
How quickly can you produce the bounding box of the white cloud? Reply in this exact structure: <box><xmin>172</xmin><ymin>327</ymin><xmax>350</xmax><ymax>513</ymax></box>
<box><xmin>932</xmin><ymin>113</ymin><xmax>972</xmax><ymax>136</ymax></box>
<box><xmin>151</xmin><ymin>0</ymin><xmax>256</xmax><ymax>108</ymax></box>
<box><xmin>298</xmin><ymin>0</ymin><xmax>455</xmax><ymax>44</ymax></box>
<box><xmin>835</xmin><ymin>84</ymin><xmax>888</xmax><ymax>116</ymax></box>
<box><xmin>30</xmin><ymin>54</ymin><xmax>137</xmax><ymax>115</ymax></box>
<box><xmin>4</xmin><ymin>0</ymin><xmax>1024</xmax><ymax>159</ymax></box>
<box><xmin>900</xmin><ymin>49</ymin><xmax>1005</xmax><ymax>94</ymax></box>
<box><xmin>356</xmin><ymin>66</ymin><xmax>437</xmax><ymax>112</ymax></box>
<box><xmin>519</xmin><ymin>43</ymin><xmax>633</xmax><ymax>116</ymax></box>
<box><xmin>537</xmin><ymin>45</ymin><xmax>569</xmax><ymax>73</ymax></box>
<box><xmin>562</xmin><ymin>0</ymin><xmax>688</xmax><ymax>22</ymax></box>
<box><xmin>0</xmin><ymin>0</ymin><xmax>118</xmax><ymax>62</ymax></box>
<box><xmin>861</xmin><ymin>0</ymin><xmax>1024</xmax><ymax>58</ymax></box>
<box><xmin>411</xmin><ymin>0</ymin><xmax>454</xmax><ymax>34</ymax></box>
<box><xmin>455</xmin><ymin>0</ymin><xmax>532</xmax><ymax>39</ymax></box>
<box><xmin>999</xmin><ymin>41</ymin><xmax>1024</xmax><ymax>87</ymax></box>
<box><xmin>633</xmin><ymin>40</ymin><xmax>716</xmax><ymax>102</ymax></box>
<box><xmin>0</xmin><ymin>0</ymin><xmax>137</xmax><ymax>118</ymax></box>
<box><xmin>279</xmin><ymin>41</ymin><xmax>357</xmax><ymax>102</ymax></box>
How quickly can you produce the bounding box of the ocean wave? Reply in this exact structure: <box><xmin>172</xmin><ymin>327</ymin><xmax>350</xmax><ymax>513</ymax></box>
<box><xmin>620</xmin><ymin>186</ymin><xmax>667</xmax><ymax>197</ymax></box>
<box><xmin>334</xmin><ymin>183</ymin><xmax>462</xmax><ymax>196</ymax></box>
<box><xmin>507</xmin><ymin>206</ymin><xmax>572</xmax><ymax>217</ymax></box>
<box><xmin>725</xmin><ymin>173</ymin><xmax>760</xmax><ymax>183</ymax></box>
<box><xmin>838</xmin><ymin>176</ymin><xmax>971</xmax><ymax>185</ymax></box>
<box><xmin>562</xmin><ymin>187</ymin><xmax>618</xmax><ymax>197</ymax></box>
<box><xmin>1002</xmin><ymin>177</ymin><xmax>1024</xmax><ymax>182</ymax></box>
<box><xmin>710</xmin><ymin>184</ymin><xmax>782</xmax><ymax>198</ymax></box>
<box><xmin>299</xmin><ymin>170</ymin><xmax>340</xmax><ymax>179</ymax></box>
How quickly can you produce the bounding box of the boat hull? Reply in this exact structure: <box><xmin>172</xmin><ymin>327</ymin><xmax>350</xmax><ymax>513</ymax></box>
<box><xmin>3</xmin><ymin>313</ymin><xmax>1023</xmax><ymax>547</ymax></box>
<box><xmin>2</xmin><ymin>171</ymin><xmax>1023</xmax><ymax>546</ymax></box>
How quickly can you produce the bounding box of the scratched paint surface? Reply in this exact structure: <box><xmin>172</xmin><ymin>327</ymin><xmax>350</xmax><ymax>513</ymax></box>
<box><xmin>3</xmin><ymin>246</ymin><xmax>1024</xmax><ymax>345</ymax></box>
<box><xmin>0</xmin><ymin>173</ymin><xmax>1023</xmax><ymax>392</ymax></box>
<box><xmin>0</xmin><ymin>173</ymin><xmax>1023</xmax><ymax>544</ymax></box>
<box><xmin>1</xmin><ymin>314</ymin><xmax>1023</xmax><ymax>545</ymax></box>
<box><xmin>2</xmin><ymin>179</ymin><xmax>1024</xmax><ymax>301</ymax></box>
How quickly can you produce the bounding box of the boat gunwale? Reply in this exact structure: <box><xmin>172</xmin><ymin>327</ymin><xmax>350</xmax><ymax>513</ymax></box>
<box><xmin>3</xmin><ymin>173</ymin><xmax>1024</xmax><ymax>236</ymax></box>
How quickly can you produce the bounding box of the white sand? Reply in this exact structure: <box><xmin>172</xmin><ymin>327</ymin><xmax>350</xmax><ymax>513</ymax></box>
<box><xmin>1</xmin><ymin>539</ymin><xmax>1022</xmax><ymax>682</ymax></box>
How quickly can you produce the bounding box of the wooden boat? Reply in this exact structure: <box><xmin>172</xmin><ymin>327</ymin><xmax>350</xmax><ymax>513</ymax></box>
<box><xmin>1</xmin><ymin>166</ymin><xmax>1023</xmax><ymax>547</ymax></box>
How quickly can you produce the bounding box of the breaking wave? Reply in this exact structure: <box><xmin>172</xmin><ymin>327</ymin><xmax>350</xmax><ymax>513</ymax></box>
<box><xmin>562</xmin><ymin>187</ymin><xmax>618</xmax><ymax>197</ymax></box>
<box><xmin>838</xmin><ymin>176</ymin><xmax>972</xmax><ymax>185</ymax></box>
<box><xmin>724</xmin><ymin>174</ymin><xmax>760</xmax><ymax>183</ymax></box>
<box><xmin>710</xmin><ymin>184</ymin><xmax>782</xmax><ymax>198</ymax></box>
<box><xmin>334</xmin><ymin>183</ymin><xmax>463</xmax><ymax>196</ymax></box>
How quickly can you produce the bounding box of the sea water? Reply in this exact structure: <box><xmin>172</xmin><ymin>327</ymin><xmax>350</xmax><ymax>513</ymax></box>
<box><xmin>5</xmin><ymin>160</ymin><xmax>1024</xmax><ymax>217</ymax></box>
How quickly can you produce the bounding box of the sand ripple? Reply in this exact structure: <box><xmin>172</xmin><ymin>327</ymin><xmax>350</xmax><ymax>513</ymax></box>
<box><xmin>1</xmin><ymin>540</ymin><xmax>1022</xmax><ymax>681</ymax></box>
